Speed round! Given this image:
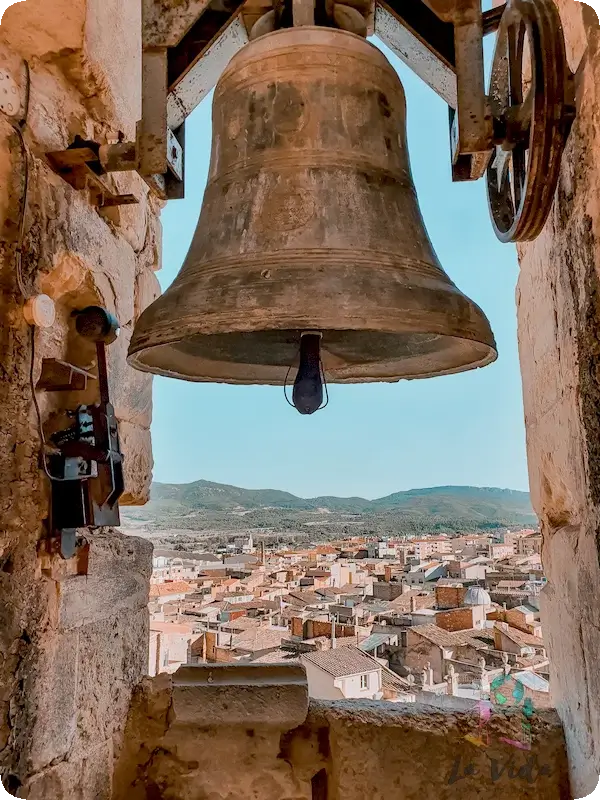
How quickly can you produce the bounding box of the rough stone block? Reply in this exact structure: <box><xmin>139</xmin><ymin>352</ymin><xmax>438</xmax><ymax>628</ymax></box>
<box><xmin>28</xmin><ymin>632</ymin><xmax>79</xmax><ymax>772</ymax></box>
<box><xmin>172</xmin><ymin>664</ymin><xmax>309</xmax><ymax>729</ymax></box>
<box><xmin>85</xmin><ymin>0</ymin><xmax>142</xmax><ymax>135</ymax></box>
<box><xmin>119</xmin><ymin>421</ymin><xmax>153</xmax><ymax>505</ymax></box>
<box><xmin>134</xmin><ymin>269</ymin><xmax>161</xmax><ymax>319</ymax></box>
<box><xmin>109</xmin><ymin>174</ymin><xmax>150</xmax><ymax>253</ymax></box>
<box><xmin>115</xmin><ymin>688</ymin><xmax>571</xmax><ymax>800</ymax></box>
<box><xmin>25</xmin><ymin>740</ymin><xmax>113</xmax><ymax>800</ymax></box>
<box><xmin>108</xmin><ymin>329</ymin><xmax>153</xmax><ymax>428</ymax></box>
<box><xmin>311</xmin><ymin>700</ymin><xmax>571</xmax><ymax>800</ymax></box>
<box><xmin>58</xmin><ymin>532</ymin><xmax>151</xmax><ymax>632</ymax></box>
<box><xmin>0</xmin><ymin>0</ymin><xmax>86</xmax><ymax>60</ymax></box>
<box><xmin>141</xmin><ymin>206</ymin><xmax>163</xmax><ymax>273</ymax></box>
<box><xmin>74</xmin><ymin>607</ymin><xmax>149</xmax><ymax>750</ymax></box>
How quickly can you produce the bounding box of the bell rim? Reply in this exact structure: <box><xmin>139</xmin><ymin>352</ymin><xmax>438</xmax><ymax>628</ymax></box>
<box><xmin>127</xmin><ymin>337</ymin><xmax>498</xmax><ymax>385</ymax></box>
<box><xmin>128</xmin><ymin>250</ymin><xmax>497</xmax><ymax>364</ymax></box>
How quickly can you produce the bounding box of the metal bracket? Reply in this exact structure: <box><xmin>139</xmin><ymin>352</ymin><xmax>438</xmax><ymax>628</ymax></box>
<box><xmin>36</xmin><ymin>359</ymin><xmax>96</xmax><ymax>392</ymax></box>
<box><xmin>38</xmin><ymin>534</ymin><xmax>90</xmax><ymax>577</ymax></box>
<box><xmin>46</xmin><ymin>144</ymin><xmax>139</xmax><ymax>208</ymax></box>
<box><xmin>139</xmin><ymin>0</ymin><xmax>247</xmax><ymax>197</ymax></box>
<box><xmin>375</xmin><ymin>0</ymin><xmax>505</xmax><ymax>182</ymax></box>
<box><xmin>47</xmin><ymin>0</ymin><xmax>246</xmax><ymax>202</ymax></box>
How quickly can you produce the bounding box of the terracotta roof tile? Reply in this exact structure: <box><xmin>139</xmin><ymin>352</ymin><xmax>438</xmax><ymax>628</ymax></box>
<box><xmin>149</xmin><ymin>581</ymin><xmax>193</xmax><ymax>598</ymax></box>
<box><xmin>495</xmin><ymin>623</ymin><xmax>544</xmax><ymax>647</ymax></box>
<box><xmin>302</xmin><ymin>646</ymin><xmax>380</xmax><ymax>677</ymax></box>
<box><xmin>409</xmin><ymin>624</ymin><xmax>490</xmax><ymax>649</ymax></box>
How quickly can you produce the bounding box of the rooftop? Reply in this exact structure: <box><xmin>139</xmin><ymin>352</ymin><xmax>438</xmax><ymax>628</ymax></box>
<box><xmin>496</xmin><ymin>580</ymin><xmax>528</xmax><ymax>589</ymax></box>
<box><xmin>513</xmin><ymin>671</ymin><xmax>550</xmax><ymax>692</ymax></box>
<box><xmin>149</xmin><ymin>581</ymin><xmax>194</xmax><ymax>597</ymax></box>
<box><xmin>150</xmin><ymin>622</ymin><xmax>194</xmax><ymax>635</ymax></box>
<box><xmin>153</xmin><ymin>549</ymin><xmax>222</xmax><ymax>562</ymax></box>
<box><xmin>232</xmin><ymin>627</ymin><xmax>286</xmax><ymax>652</ymax></box>
<box><xmin>388</xmin><ymin>590</ymin><xmax>436</xmax><ymax>612</ymax></box>
<box><xmin>409</xmin><ymin>624</ymin><xmax>491</xmax><ymax>649</ymax></box>
<box><xmin>246</xmin><ymin>649</ymin><xmax>301</xmax><ymax>664</ymax></box>
<box><xmin>381</xmin><ymin>666</ymin><xmax>412</xmax><ymax>693</ymax></box>
<box><xmin>223</xmin><ymin>599</ymin><xmax>279</xmax><ymax>611</ymax></box>
<box><xmin>359</xmin><ymin>633</ymin><xmax>395</xmax><ymax>652</ymax></box>
<box><xmin>495</xmin><ymin>623</ymin><xmax>544</xmax><ymax>648</ymax></box>
<box><xmin>302</xmin><ymin>646</ymin><xmax>381</xmax><ymax>678</ymax></box>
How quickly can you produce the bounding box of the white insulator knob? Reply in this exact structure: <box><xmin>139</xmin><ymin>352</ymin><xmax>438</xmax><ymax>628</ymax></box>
<box><xmin>23</xmin><ymin>294</ymin><xmax>56</xmax><ymax>328</ymax></box>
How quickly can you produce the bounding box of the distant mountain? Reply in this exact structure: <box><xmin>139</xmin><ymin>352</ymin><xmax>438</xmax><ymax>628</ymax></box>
<box><xmin>140</xmin><ymin>480</ymin><xmax>535</xmax><ymax>528</ymax></box>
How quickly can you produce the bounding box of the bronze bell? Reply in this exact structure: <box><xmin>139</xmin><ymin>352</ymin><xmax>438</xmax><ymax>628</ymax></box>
<box><xmin>128</xmin><ymin>27</ymin><xmax>497</xmax><ymax>387</ymax></box>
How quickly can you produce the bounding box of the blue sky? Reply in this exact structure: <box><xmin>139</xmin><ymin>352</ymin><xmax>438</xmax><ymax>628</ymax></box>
<box><xmin>151</xmin><ymin>37</ymin><xmax>529</xmax><ymax>499</ymax></box>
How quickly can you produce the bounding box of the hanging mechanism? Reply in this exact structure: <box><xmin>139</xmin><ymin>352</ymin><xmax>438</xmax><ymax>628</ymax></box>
<box><xmin>44</xmin><ymin>0</ymin><xmax>574</xmax><ymax>242</ymax></box>
<box><xmin>37</xmin><ymin>306</ymin><xmax>124</xmax><ymax>571</ymax></box>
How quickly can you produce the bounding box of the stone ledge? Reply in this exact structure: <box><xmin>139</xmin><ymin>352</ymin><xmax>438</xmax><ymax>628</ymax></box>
<box><xmin>309</xmin><ymin>699</ymin><xmax>571</xmax><ymax>799</ymax></box>
<box><xmin>116</xmin><ymin>678</ymin><xmax>572</xmax><ymax>800</ymax></box>
<box><xmin>171</xmin><ymin>663</ymin><xmax>309</xmax><ymax>730</ymax></box>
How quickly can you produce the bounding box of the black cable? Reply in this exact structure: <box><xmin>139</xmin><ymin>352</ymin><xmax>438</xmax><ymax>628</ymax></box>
<box><xmin>283</xmin><ymin>358</ymin><xmax>296</xmax><ymax>409</ymax></box>
<box><xmin>21</xmin><ymin>60</ymin><xmax>30</xmax><ymax>126</ymax></box>
<box><xmin>13</xmin><ymin>124</ymin><xmax>29</xmax><ymax>299</ymax></box>
<box><xmin>29</xmin><ymin>326</ymin><xmax>71</xmax><ymax>483</ymax></box>
<box><xmin>7</xmin><ymin>59</ymin><xmax>32</xmax><ymax>299</ymax></box>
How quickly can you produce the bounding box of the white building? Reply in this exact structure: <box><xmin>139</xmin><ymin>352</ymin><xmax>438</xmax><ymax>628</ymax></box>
<box><xmin>149</xmin><ymin>621</ymin><xmax>195</xmax><ymax>676</ymax></box>
<box><xmin>413</xmin><ymin>539</ymin><xmax>453</xmax><ymax>559</ymax></box>
<box><xmin>302</xmin><ymin>647</ymin><xmax>383</xmax><ymax>700</ymax></box>
<box><xmin>404</xmin><ymin>561</ymin><xmax>448</xmax><ymax>586</ymax></box>
<box><xmin>151</xmin><ymin>550</ymin><xmax>223</xmax><ymax>583</ymax></box>
<box><xmin>378</xmin><ymin>541</ymin><xmax>398</xmax><ymax>559</ymax></box>
<box><xmin>233</xmin><ymin>534</ymin><xmax>254</xmax><ymax>555</ymax></box>
<box><xmin>330</xmin><ymin>561</ymin><xmax>362</xmax><ymax>587</ymax></box>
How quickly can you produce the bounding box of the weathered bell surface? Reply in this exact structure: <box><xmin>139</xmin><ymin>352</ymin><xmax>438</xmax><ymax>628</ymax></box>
<box><xmin>128</xmin><ymin>27</ymin><xmax>497</xmax><ymax>384</ymax></box>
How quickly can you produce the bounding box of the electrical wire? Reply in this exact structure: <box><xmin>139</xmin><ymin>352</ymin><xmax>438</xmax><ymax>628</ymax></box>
<box><xmin>319</xmin><ymin>359</ymin><xmax>329</xmax><ymax>409</ymax></box>
<box><xmin>7</xmin><ymin>59</ymin><xmax>32</xmax><ymax>299</ymax></box>
<box><xmin>283</xmin><ymin>359</ymin><xmax>295</xmax><ymax>408</ymax></box>
<box><xmin>11</xmin><ymin>62</ymin><xmax>66</xmax><ymax>483</ymax></box>
<box><xmin>13</xmin><ymin>124</ymin><xmax>30</xmax><ymax>299</ymax></box>
<box><xmin>29</xmin><ymin>326</ymin><xmax>72</xmax><ymax>483</ymax></box>
<box><xmin>17</xmin><ymin>61</ymin><xmax>76</xmax><ymax>486</ymax></box>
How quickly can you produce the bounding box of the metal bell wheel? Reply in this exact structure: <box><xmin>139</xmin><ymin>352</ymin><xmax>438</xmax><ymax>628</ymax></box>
<box><xmin>486</xmin><ymin>0</ymin><xmax>575</xmax><ymax>244</ymax></box>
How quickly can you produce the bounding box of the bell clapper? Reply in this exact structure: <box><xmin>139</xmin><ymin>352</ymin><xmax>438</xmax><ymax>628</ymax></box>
<box><xmin>289</xmin><ymin>332</ymin><xmax>327</xmax><ymax>416</ymax></box>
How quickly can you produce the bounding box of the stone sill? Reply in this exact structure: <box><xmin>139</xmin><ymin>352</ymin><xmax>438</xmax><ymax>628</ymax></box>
<box><xmin>114</xmin><ymin>664</ymin><xmax>571</xmax><ymax>799</ymax></box>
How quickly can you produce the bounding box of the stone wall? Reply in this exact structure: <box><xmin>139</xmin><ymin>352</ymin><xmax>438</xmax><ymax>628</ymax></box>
<box><xmin>514</xmin><ymin>0</ymin><xmax>600</xmax><ymax>795</ymax></box>
<box><xmin>435</xmin><ymin>585</ymin><xmax>468</xmax><ymax>610</ymax></box>
<box><xmin>24</xmin><ymin>534</ymin><xmax>151</xmax><ymax>800</ymax></box>
<box><xmin>435</xmin><ymin>607</ymin><xmax>474</xmax><ymax>632</ymax></box>
<box><xmin>0</xmin><ymin>0</ymin><xmax>157</xmax><ymax>792</ymax></box>
<box><xmin>113</xmin><ymin>665</ymin><xmax>571</xmax><ymax>800</ymax></box>
<box><xmin>291</xmin><ymin>617</ymin><xmax>357</xmax><ymax>640</ymax></box>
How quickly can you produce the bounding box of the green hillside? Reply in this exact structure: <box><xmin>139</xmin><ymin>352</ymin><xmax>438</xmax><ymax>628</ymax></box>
<box><xmin>127</xmin><ymin>480</ymin><xmax>537</xmax><ymax>539</ymax></box>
